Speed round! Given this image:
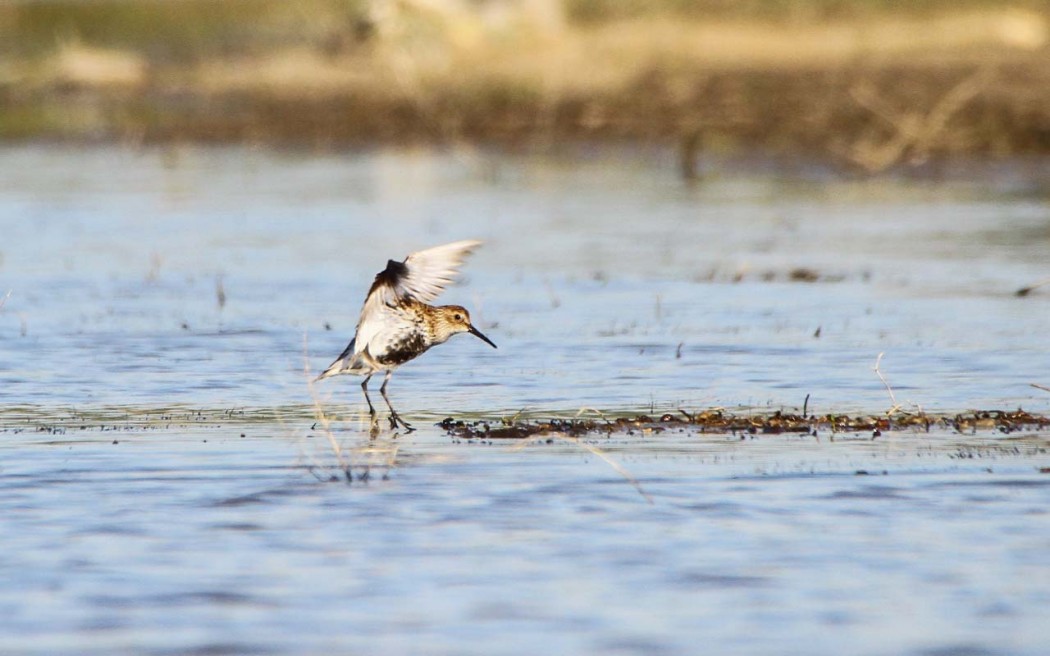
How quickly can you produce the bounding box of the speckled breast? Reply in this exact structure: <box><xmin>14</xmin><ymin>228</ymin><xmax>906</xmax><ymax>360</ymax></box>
<box><xmin>375</xmin><ymin>331</ymin><xmax>429</xmax><ymax>366</ymax></box>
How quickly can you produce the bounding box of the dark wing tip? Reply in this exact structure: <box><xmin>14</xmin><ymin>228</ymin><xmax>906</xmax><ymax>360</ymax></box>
<box><xmin>384</xmin><ymin>259</ymin><xmax>408</xmax><ymax>283</ymax></box>
<box><xmin>368</xmin><ymin>259</ymin><xmax>409</xmax><ymax>298</ymax></box>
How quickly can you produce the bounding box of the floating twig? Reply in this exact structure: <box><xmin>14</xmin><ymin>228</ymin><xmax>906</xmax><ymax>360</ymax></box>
<box><xmin>1016</xmin><ymin>278</ymin><xmax>1050</xmax><ymax>297</ymax></box>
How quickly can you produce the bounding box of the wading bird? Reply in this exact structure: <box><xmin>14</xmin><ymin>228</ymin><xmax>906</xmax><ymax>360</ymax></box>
<box><xmin>316</xmin><ymin>240</ymin><xmax>496</xmax><ymax>431</ymax></box>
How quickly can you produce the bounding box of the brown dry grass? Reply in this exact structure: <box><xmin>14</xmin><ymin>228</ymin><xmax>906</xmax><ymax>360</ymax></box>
<box><xmin>180</xmin><ymin>8</ymin><xmax>1046</xmax><ymax>94</ymax></box>
<box><xmin>4</xmin><ymin>4</ymin><xmax>1050</xmax><ymax>168</ymax></box>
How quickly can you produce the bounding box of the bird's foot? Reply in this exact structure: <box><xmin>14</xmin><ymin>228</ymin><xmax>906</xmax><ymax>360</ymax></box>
<box><xmin>388</xmin><ymin>413</ymin><xmax>415</xmax><ymax>433</ymax></box>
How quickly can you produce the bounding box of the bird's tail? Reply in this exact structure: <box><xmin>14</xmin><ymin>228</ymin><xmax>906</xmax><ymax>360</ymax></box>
<box><xmin>315</xmin><ymin>338</ymin><xmax>361</xmax><ymax>381</ymax></box>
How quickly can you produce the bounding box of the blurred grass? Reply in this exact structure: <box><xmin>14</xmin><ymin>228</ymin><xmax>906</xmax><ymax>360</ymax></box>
<box><xmin>1</xmin><ymin>0</ymin><xmax>368</xmax><ymax>60</ymax></box>
<box><xmin>4</xmin><ymin>0</ymin><xmax>1049</xmax><ymax>59</ymax></box>
<box><xmin>2</xmin><ymin>0</ymin><xmax>1050</xmax><ymax>167</ymax></box>
<box><xmin>566</xmin><ymin>0</ymin><xmax>1050</xmax><ymax>23</ymax></box>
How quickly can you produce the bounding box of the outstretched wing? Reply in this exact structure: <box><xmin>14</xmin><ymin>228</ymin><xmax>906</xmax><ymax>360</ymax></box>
<box><xmin>390</xmin><ymin>240</ymin><xmax>482</xmax><ymax>303</ymax></box>
<box><xmin>353</xmin><ymin>240</ymin><xmax>482</xmax><ymax>359</ymax></box>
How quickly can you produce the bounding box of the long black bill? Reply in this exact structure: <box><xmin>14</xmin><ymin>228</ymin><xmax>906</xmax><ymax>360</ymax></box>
<box><xmin>468</xmin><ymin>325</ymin><xmax>498</xmax><ymax>349</ymax></box>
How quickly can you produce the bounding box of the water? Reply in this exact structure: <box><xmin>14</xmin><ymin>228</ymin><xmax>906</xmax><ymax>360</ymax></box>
<box><xmin>2</xmin><ymin>144</ymin><xmax>1050</xmax><ymax>655</ymax></box>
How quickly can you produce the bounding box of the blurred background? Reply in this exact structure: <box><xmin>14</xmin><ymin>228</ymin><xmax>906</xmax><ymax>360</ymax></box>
<box><xmin>2</xmin><ymin>0</ymin><xmax>1050</xmax><ymax>169</ymax></box>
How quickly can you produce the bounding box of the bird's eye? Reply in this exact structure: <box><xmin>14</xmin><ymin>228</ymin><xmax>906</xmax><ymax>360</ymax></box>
<box><xmin>453</xmin><ymin>313</ymin><xmax>462</xmax><ymax>321</ymax></box>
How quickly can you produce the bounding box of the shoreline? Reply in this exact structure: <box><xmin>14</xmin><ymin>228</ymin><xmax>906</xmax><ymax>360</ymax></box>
<box><xmin>4</xmin><ymin>405</ymin><xmax>1049</xmax><ymax>437</ymax></box>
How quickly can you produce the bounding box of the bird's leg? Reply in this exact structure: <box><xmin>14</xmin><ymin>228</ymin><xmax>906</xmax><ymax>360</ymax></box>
<box><xmin>360</xmin><ymin>374</ymin><xmax>377</xmax><ymax>425</ymax></box>
<box><xmin>380</xmin><ymin>370</ymin><xmax>414</xmax><ymax>432</ymax></box>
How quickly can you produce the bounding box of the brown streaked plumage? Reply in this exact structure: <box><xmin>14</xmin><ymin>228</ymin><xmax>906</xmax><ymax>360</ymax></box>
<box><xmin>316</xmin><ymin>241</ymin><xmax>496</xmax><ymax>432</ymax></box>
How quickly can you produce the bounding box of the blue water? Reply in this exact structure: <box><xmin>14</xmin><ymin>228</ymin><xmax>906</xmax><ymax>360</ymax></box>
<box><xmin>2</xmin><ymin>144</ymin><xmax>1050</xmax><ymax>655</ymax></box>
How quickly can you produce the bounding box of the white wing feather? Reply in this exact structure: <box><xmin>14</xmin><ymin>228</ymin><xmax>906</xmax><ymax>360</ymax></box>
<box><xmin>397</xmin><ymin>240</ymin><xmax>481</xmax><ymax>302</ymax></box>
<box><xmin>354</xmin><ymin>240</ymin><xmax>481</xmax><ymax>359</ymax></box>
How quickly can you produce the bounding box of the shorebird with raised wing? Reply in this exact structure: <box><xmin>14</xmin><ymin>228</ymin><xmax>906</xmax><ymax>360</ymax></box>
<box><xmin>316</xmin><ymin>240</ymin><xmax>496</xmax><ymax>431</ymax></box>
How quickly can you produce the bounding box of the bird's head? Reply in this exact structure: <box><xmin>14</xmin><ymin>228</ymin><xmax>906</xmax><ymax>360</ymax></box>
<box><xmin>434</xmin><ymin>305</ymin><xmax>497</xmax><ymax>349</ymax></box>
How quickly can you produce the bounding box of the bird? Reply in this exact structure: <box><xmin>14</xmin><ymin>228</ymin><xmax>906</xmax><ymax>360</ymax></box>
<box><xmin>316</xmin><ymin>240</ymin><xmax>496</xmax><ymax>432</ymax></box>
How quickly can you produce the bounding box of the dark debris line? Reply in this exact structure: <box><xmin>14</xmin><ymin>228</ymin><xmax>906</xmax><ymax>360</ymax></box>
<box><xmin>439</xmin><ymin>409</ymin><xmax>1050</xmax><ymax>440</ymax></box>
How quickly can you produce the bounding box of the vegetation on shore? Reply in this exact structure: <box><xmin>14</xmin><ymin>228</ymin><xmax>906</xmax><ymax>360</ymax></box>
<box><xmin>441</xmin><ymin>408</ymin><xmax>1050</xmax><ymax>440</ymax></box>
<box><xmin>3</xmin><ymin>1</ymin><xmax>1050</xmax><ymax>169</ymax></box>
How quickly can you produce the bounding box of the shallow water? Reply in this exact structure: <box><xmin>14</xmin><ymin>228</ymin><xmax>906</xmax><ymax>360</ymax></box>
<box><xmin>2</xmin><ymin>144</ymin><xmax>1050</xmax><ymax>654</ymax></box>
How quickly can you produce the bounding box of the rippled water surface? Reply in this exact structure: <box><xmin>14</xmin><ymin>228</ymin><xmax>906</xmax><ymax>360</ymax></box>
<box><xmin>2</xmin><ymin>145</ymin><xmax>1050</xmax><ymax>655</ymax></box>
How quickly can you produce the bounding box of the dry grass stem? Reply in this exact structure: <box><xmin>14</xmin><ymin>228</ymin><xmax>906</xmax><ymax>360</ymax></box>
<box><xmin>574</xmin><ymin>407</ymin><xmax>608</xmax><ymax>420</ymax></box>
<box><xmin>512</xmin><ymin>432</ymin><xmax>653</xmax><ymax>504</ymax></box>
<box><xmin>848</xmin><ymin>66</ymin><xmax>993</xmax><ymax>172</ymax></box>
<box><xmin>298</xmin><ymin>334</ymin><xmax>401</xmax><ymax>482</ymax></box>
<box><xmin>543</xmin><ymin>278</ymin><xmax>561</xmax><ymax>309</ymax></box>
<box><xmin>302</xmin><ymin>333</ymin><xmax>347</xmax><ymax>471</ymax></box>
<box><xmin>504</xmin><ymin>407</ymin><xmax>529</xmax><ymax>425</ymax></box>
<box><xmin>1031</xmin><ymin>383</ymin><xmax>1050</xmax><ymax>394</ymax></box>
<box><xmin>873</xmin><ymin>352</ymin><xmax>902</xmax><ymax>415</ymax></box>
<box><xmin>215</xmin><ymin>276</ymin><xmax>226</xmax><ymax>310</ymax></box>
<box><xmin>0</xmin><ymin>290</ymin><xmax>9</xmax><ymax>311</ymax></box>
